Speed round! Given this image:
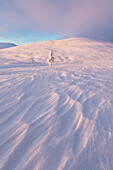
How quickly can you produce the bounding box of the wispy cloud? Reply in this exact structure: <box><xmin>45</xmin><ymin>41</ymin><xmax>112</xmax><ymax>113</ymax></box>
<box><xmin>0</xmin><ymin>0</ymin><xmax>113</xmax><ymax>41</ymax></box>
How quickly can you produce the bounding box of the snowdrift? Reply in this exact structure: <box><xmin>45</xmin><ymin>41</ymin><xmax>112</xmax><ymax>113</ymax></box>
<box><xmin>0</xmin><ymin>38</ymin><xmax>113</xmax><ymax>170</ymax></box>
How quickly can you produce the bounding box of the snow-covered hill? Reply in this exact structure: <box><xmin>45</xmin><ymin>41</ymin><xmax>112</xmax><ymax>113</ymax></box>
<box><xmin>0</xmin><ymin>38</ymin><xmax>113</xmax><ymax>170</ymax></box>
<box><xmin>0</xmin><ymin>42</ymin><xmax>17</xmax><ymax>50</ymax></box>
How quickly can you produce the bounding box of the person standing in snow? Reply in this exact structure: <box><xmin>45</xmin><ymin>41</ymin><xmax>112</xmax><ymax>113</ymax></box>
<box><xmin>47</xmin><ymin>50</ymin><xmax>55</xmax><ymax>66</ymax></box>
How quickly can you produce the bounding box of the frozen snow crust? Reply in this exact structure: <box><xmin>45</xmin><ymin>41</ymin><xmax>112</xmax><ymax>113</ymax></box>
<box><xmin>0</xmin><ymin>38</ymin><xmax>113</xmax><ymax>170</ymax></box>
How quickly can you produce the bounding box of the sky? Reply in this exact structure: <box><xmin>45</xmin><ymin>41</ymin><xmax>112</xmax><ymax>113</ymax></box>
<box><xmin>0</xmin><ymin>0</ymin><xmax>113</xmax><ymax>45</ymax></box>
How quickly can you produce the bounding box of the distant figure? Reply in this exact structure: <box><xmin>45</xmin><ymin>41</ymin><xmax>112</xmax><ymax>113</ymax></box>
<box><xmin>47</xmin><ymin>50</ymin><xmax>55</xmax><ymax>66</ymax></box>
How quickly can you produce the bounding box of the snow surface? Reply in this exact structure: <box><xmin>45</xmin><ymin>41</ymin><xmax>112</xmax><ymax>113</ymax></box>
<box><xmin>0</xmin><ymin>43</ymin><xmax>17</xmax><ymax>50</ymax></box>
<box><xmin>0</xmin><ymin>37</ymin><xmax>113</xmax><ymax>170</ymax></box>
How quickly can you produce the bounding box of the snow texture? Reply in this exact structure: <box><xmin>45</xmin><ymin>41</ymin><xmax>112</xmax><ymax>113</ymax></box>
<box><xmin>0</xmin><ymin>38</ymin><xmax>113</xmax><ymax>170</ymax></box>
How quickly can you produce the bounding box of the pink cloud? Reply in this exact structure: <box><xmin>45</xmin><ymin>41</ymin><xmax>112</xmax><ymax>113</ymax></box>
<box><xmin>0</xmin><ymin>0</ymin><xmax>113</xmax><ymax>40</ymax></box>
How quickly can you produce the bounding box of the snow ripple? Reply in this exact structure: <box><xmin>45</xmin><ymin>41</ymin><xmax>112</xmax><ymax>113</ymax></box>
<box><xmin>0</xmin><ymin>38</ymin><xmax>113</xmax><ymax>170</ymax></box>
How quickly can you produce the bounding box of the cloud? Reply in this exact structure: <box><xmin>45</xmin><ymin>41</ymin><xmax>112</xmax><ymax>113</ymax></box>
<box><xmin>0</xmin><ymin>0</ymin><xmax>113</xmax><ymax>41</ymax></box>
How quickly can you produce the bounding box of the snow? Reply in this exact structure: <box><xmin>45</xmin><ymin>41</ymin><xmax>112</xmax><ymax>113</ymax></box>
<box><xmin>0</xmin><ymin>43</ymin><xmax>17</xmax><ymax>50</ymax></box>
<box><xmin>0</xmin><ymin>37</ymin><xmax>113</xmax><ymax>170</ymax></box>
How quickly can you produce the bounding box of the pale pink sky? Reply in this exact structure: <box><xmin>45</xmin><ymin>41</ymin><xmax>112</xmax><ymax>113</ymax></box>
<box><xmin>0</xmin><ymin>0</ymin><xmax>113</xmax><ymax>44</ymax></box>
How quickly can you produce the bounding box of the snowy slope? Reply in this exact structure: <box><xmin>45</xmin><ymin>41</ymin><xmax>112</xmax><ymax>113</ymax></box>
<box><xmin>0</xmin><ymin>43</ymin><xmax>17</xmax><ymax>50</ymax></box>
<box><xmin>0</xmin><ymin>38</ymin><xmax>113</xmax><ymax>170</ymax></box>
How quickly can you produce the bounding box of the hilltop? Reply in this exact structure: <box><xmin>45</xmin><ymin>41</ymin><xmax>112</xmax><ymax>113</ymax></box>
<box><xmin>0</xmin><ymin>42</ymin><xmax>17</xmax><ymax>50</ymax></box>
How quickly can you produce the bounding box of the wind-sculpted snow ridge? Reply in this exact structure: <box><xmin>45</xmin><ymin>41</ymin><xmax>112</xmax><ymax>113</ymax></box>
<box><xmin>0</xmin><ymin>38</ymin><xmax>113</xmax><ymax>170</ymax></box>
